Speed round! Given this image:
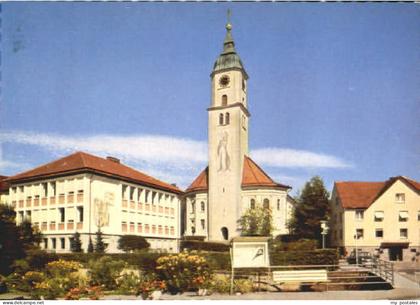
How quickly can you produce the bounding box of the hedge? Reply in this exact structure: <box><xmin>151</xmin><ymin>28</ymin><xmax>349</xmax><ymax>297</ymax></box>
<box><xmin>180</xmin><ymin>240</ymin><xmax>230</xmax><ymax>252</ymax></box>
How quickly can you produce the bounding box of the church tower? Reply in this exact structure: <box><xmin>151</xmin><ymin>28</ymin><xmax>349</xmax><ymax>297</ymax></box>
<box><xmin>207</xmin><ymin>16</ymin><xmax>250</xmax><ymax>241</ymax></box>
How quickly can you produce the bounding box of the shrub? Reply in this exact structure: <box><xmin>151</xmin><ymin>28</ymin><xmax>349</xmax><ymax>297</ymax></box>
<box><xmin>30</xmin><ymin>260</ymin><xmax>84</xmax><ymax>300</ymax></box>
<box><xmin>26</xmin><ymin>249</ymin><xmax>58</xmax><ymax>270</ymax></box>
<box><xmin>65</xmin><ymin>286</ymin><xmax>103</xmax><ymax>300</ymax></box>
<box><xmin>155</xmin><ymin>251</ymin><xmax>211</xmax><ymax>293</ymax></box>
<box><xmin>88</xmin><ymin>256</ymin><xmax>126</xmax><ymax>290</ymax></box>
<box><xmin>202</xmin><ymin>252</ymin><xmax>231</xmax><ymax>270</ymax></box>
<box><xmin>0</xmin><ymin>275</ymin><xmax>8</xmax><ymax>293</ymax></box>
<box><xmin>180</xmin><ymin>240</ymin><xmax>229</xmax><ymax>252</ymax></box>
<box><xmin>70</xmin><ymin>232</ymin><xmax>83</xmax><ymax>253</ymax></box>
<box><xmin>116</xmin><ymin>272</ymin><xmax>141</xmax><ymax>295</ymax></box>
<box><xmin>234</xmin><ymin>278</ymin><xmax>254</xmax><ymax>294</ymax></box>
<box><xmin>208</xmin><ymin>274</ymin><xmax>231</xmax><ymax>294</ymax></box>
<box><xmin>182</xmin><ymin>236</ymin><xmax>206</xmax><ymax>241</ymax></box>
<box><xmin>136</xmin><ymin>277</ymin><xmax>166</xmax><ymax>300</ymax></box>
<box><xmin>118</xmin><ymin>235</ymin><xmax>150</xmax><ymax>253</ymax></box>
<box><xmin>21</xmin><ymin>271</ymin><xmax>46</xmax><ymax>292</ymax></box>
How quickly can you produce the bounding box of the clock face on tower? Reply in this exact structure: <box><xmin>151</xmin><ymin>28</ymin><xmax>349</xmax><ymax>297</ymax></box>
<box><xmin>219</xmin><ymin>75</ymin><xmax>230</xmax><ymax>87</ymax></box>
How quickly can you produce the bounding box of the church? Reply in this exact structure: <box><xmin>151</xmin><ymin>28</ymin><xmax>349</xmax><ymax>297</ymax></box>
<box><xmin>184</xmin><ymin>18</ymin><xmax>295</xmax><ymax>242</ymax></box>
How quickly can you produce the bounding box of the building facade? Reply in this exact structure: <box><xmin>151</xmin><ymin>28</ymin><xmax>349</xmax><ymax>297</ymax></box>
<box><xmin>330</xmin><ymin>176</ymin><xmax>420</xmax><ymax>261</ymax></box>
<box><xmin>184</xmin><ymin>20</ymin><xmax>294</xmax><ymax>241</ymax></box>
<box><xmin>6</xmin><ymin>152</ymin><xmax>182</xmax><ymax>253</ymax></box>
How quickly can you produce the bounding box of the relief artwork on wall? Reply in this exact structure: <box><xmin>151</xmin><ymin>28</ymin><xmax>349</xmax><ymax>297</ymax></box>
<box><xmin>94</xmin><ymin>192</ymin><xmax>114</xmax><ymax>228</ymax></box>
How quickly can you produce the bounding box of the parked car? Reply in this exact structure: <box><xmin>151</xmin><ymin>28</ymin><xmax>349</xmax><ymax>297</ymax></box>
<box><xmin>347</xmin><ymin>250</ymin><xmax>372</xmax><ymax>265</ymax></box>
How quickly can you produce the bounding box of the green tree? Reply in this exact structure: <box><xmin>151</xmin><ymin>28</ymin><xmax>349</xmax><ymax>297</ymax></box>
<box><xmin>94</xmin><ymin>229</ymin><xmax>107</xmax><ymax>253</ymax></box>
<box><xmin>87</xmin><ymin>237</ymin><xmax>94</xmax><ymax>253</ymax></box>
<box><xmin>70</xmin><ymin>232</ymin><xmax>83</xmax><ymax>253</ymax></box>
<box><xmin>238</xmin><ymin>206</ymin><xmax>273</xmax><ymax>236</ymax></box>
<box><xmin>18</xmin><ymin>219</ymin><xmax>42</xmax><ymax>250</ymax></box>
<box><xmin>118</xmin><ymin>235</ymin><xmax>150</xmax><ymax>253</ymax></box>
<box><xmin>288</xmin><ymin>176</ymin><xmax>330</xmax><ymax>246</ymax></box>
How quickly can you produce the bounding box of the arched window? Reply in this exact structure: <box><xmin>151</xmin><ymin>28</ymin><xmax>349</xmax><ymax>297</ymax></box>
<box><xmin>250</xmin><ymin>199</ymin><xmax>256</xmax><ymax>210</ymax></box>
<box><xmin>201</xmin><ymin>201</ymin><xmax>205</xmax><ymax>212</ymax></box>
<box><xmin>219</xmin><ymin>113</ymin><xmax>224</xmax><ymax>125</ymax></box>
<box><xmin>225</xmin><ymin>112</ymin><xmax>230</xmax><ymax>125</ymax></box>
<box><xmin>221</xmin><ymin>227</ymin><xmax>229</xmax><ymax>240</ymax></box>
<box><xmin>263</xmin><ymin>198</ymin><xmax>270</xmax><ymax>209</ymax></box>
<box><xmin>222</xmin><ymin>95</ymin><xmax>228</xmax><ymax>106</ymax></box>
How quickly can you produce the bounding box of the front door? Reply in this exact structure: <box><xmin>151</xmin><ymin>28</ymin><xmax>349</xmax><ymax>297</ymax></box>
<box><xmin>389</xmin><ymin>247</ymin><xmax>403</xmax><ymax>261</ymax></box>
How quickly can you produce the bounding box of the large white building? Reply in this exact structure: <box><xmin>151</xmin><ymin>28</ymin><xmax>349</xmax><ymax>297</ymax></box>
<box><xmin>184</xmin><ymin>20</ymin><xmax>295</xmax><ymax>241</ymax></box>
<box><xmin>6</xmin><ymin>152</ymin><xmax>182</xmax><ymax>253</ymax></box>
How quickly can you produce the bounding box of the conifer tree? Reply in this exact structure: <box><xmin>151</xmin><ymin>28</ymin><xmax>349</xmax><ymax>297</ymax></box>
<box><xmin>70</xmin><ymin>231</ymin><xmax>83</xmax><ymax>253</ymax></box>
<box><xmin>87</xmin><ymin>237</ymin><xmax>94</xmax><ymax>253</ymax></box>
<box><xmin>94</xmin><ymin>229</ymin><xmax>107</xmax><ymax>253</ymax></box>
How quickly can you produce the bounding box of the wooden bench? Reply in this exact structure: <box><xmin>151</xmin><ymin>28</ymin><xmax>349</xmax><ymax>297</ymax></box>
<box><xmin>272</xmin><ymin>269</ymin><xmax>329</xmax><ymax>285</ymax></box>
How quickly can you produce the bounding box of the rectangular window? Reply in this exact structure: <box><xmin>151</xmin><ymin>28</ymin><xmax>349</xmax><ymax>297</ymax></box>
<box><xmin>122</xmin><ymin>185</ymin><xmax>127</xmax><ymax>199</ymax></box>
<box><xmin>60</xmin><ymin>238</ymin><xmax>65</xmax><ymax>249</ymax></box>
<box><xmin>77</xmin><ymin>206</ymin><xmax>84</xmax><ymax>222</ymax></box>
<box><xmin>355</xmin><ymin>210</ymin><xmax>364</xmax><ymax>220</ymax></box>
<box><xmin>42</xmin><ymin>183</ymin><xmax>48</xmax><ymax>197</ymax></box>
<box><xmin>59</xmin><ymin>207</ymin><xmax>65</xmax><ymax>223</ymax></box>
<box><xmin>129</xmin><ymin>187</ymin><xmax>135</xmax><ymax>201</ymax></box>
<box><xmin>399</xmin><ymin>211</ymin><xmax>408</xmax><ymax>222</ymax></box>
<box><xmin>277</xmin><ymin>199</ymin><xmax>280</xmax><ymax>211</ymax></box>
<box><xmin>375</xmin><ymin>229</ymin><xmax>383</xmax><ymax>238</ymax></box>
<box><xmin>51</xmin><ymin>182</ymin><xmax>56</xmax><ymax>196</ymax></box>
<box><xmin>201</xmin><ymin>219</ymin><xmax>205</xmax><ymax>230</ymax></box>
<box><xmin>356</xmin><ymin>229</ymin><xmax>364</xmax><ymax>239</ymax></box>
<box><xmin>201</xmin><ymin>201</ymin><xmax>205</xmax><ymax>212</ymax></box>
<box><xmin>44</xmin><ymin>238</ymin><xmax>48</xmax><ymax>249</ymax></box>
<box><xmin>395</xmin><ymin>193</ymin><xmax>405</xmax><ymax>203</ymax></box>
<box><xmin>400</xmin><ymin>228</ymin><xmax>408</xmax><ymax>239</ymax></box>
<box><xmin>52</xmin><ymin>238</ymin><xmax>57</xmax><ymax>249</ymax></box>
<box><xmin>418</xmin><ymin>211</ymin><xmax>420</xmax><ymax>221</ymax></box>
<box><xmin>374</xmin><ymin>211</ymin><xmax>384</xmax><ymax>222</ymax></box>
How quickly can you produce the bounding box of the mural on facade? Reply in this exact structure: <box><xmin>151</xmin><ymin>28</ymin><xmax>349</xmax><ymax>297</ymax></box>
<box><xmin>94</xmin><ymin>192</ymin><xmax>114</xmax><ymax>227</ymax></box>
<box><xmin>217</xmin><ymin>131</ymin><xmax>230</xmax><ymax>172</ymax></box>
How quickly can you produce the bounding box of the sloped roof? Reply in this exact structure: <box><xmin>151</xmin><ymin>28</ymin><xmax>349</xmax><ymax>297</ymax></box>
<box><xmin>185</xmin><ymin>156</ymin><xmax>290</xmax><ymax>194</ymax></box>
<box><xmin>6</xmin><ymin>152</ymin><xmax>182</xmax><ymax>194</ymax></box>
<box><xmin>335</xmin><ymin>176</ymin><xmax>420</xmax><ymax>209</ymax></box>
<box><xmin>185</xmin><ymin>167</ymin><xmax>208</xmax><ymax>193</ymax></box>
<box><xmin>0</xmin><ymin>175</ymin><xmax>9</xmax><ymax>193</ymax></box>
<box><xmin>242</xmin><ymin>156</ymin><xmax>290</xmax><ymax>189</ymax></box>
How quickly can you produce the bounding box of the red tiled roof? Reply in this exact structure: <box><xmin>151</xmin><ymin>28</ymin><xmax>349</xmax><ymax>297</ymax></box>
<box><xmin>335</xmin><ymin>181</ymin><xmax>385</xmax><ymax>209</ymax></box>
<box><xmin>6</xmin><ymin>152</ymin><xmax>182</xmax><ymax>194</ymax></box>
<box><xmin>185</xmin><ymin>167</ymin><xmax>208</xmax><ymax>193</ymax></box>
<box><xmin>185</xmin><ymin>156</ymin><xmax>290</xmax><ymax>194</ymax></box>
<box><xmin>0</xmin><ymin>175</ymin><xmax>9</xmax><ymax>193</ymax></box>
<box><xmin>335</xmin><ymin>176</ymin><xmax>420</xmax><ymax>209</ymax></box>
<box><xmin>242</xmin><ymin>156</ymin><xmax>290</xmax><ymax>189</ymax></box>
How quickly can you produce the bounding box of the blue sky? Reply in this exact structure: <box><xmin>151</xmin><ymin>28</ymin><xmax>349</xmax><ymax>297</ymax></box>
<box><xmin>1</xmin><ymin>3</ymin><xmax>419</xmax><ymax>194</ymax></box>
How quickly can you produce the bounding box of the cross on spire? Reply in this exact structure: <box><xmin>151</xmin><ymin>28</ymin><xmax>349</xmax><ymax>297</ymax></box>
<box><xmin>227</xmin><ymin>9</ymin><xmax>231</xmax><ymax>24</ymax></box>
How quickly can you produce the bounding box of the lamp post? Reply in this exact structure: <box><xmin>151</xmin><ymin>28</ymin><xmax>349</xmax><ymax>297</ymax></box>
<box><xmin>320</xmin><ymin>220</ymin><xmax>329</xmax><ymax>249</ymax></box>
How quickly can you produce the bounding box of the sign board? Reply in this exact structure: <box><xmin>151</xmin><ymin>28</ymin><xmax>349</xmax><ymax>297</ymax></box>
<box><xmin>231</xmin><ymin>237</ymin><xmax>270</xmax><ymax>268</ymax></box>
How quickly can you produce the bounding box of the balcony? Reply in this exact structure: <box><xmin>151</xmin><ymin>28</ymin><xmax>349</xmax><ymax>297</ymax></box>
<box><xmin>67</xmin><ymin>222</ymin><xmax>74</xmax><ymax>230</ymax></box>
<box><xmin>41</xmin><ymin>198</ymin><xmax>47</xmax><ymax>206</ymax></box>
<box><xmin>25</xmin><ymin>199</ymin><xmax>32</xmax><ymax>207</ymax></box>
<box><xmin>165</xmin><ymin>207</ymin><xmax>169</xmax><ymax>215</ymax></box>
<box><xmin>129</xmin><ymin>225</ymin><xmax>135</xmax><ymax>233</ymax></box>
<box><xmin>58</xmin><ymin>223</ymin><xmax>65</xmax><ymax>230</ymax></box>
<box><xmin>165</xmin><ymin>228</ymin><xmax>169</xmax><ymax>235</ymax></box>
<box><xmin>170</xmin><ymin>228</ymin><xmax>175</xmax><ymax>236</ymax></box>
<box><xmin>11</xmin><ymin>201</ymin><xmax>16</xmax><ymax>208</ymax></box>
<box><xmin>122</xmin><ymin>200</ymin><xmax>128</xmax><ymax>208</ymax></box>
<box><xmin>18</xmin><ymin>200</ymin><xmax>24</xmax><ymax>208</ymax></box>
<box><xmin>170</xmin><ymin>208</ymin><xmax>175</xmax><ymax>215</ymax></box>
<box><xmin>49</xmin><ymin>223</ymin><xmax>56</xmax><ymax>231</ymax></box>
<box><xmin>137</xmin><ymin>225</ymin><xmax>143</xmax><ymax>233</ymax></box>
<box><xmin>76</xmin><ymin>222</ymin><xmax>83</xmax><ymax>230</ymax></box>
<box><xmin>58</xmin><ymin>194</ymin><xmax>65</xmax><ymax>204</ymax></box>
<box><xmin>122</xmin><ymin>224</ymin><xmax>127</xmax><ymax>232</ymax></box>
<box><xmin>41</xmin><ymin>223</ymin><xmax>48</xmax><ymax>231</ymax></box>
<box><xmin>34</xmin><ymin>198</ymin><xmax>40</xmax><ymax>206</ymax></box>
<box><xmin>137</xmin><ymin>202</ymin><xmax>143</xmax><ymax>210</ymax></box>
<box><xmin>145</xmin><ymin>204</ymin><xmax>150</xmax><ymax>211</ymax></box>
<box><xmin>158</xmin><ymin>206</ymin><xmax>163</xmax><ymax>213</ymax></box>
<box><xmin>68</xmin><ymin>194</ymin><xmax>74</xmax><ymax>204</ymax></box>
<box><xmin>130</xmin><ymin>201</ymin><xmax>135</xmax><ymax>209</ymax></box>
<box><xmin>152</xmin><ymin>205</ymin><xmax>157</xmax><ymax>213</ymax></box>
<box><xmin>50</xmin><ymin>197</ymin><xmax>56</xmax><ymax>205</ymax></box>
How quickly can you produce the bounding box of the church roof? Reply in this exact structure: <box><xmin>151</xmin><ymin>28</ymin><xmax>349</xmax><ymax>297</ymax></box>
<box><xmin>0</xmin><ymin>175</ymin><xmax>9</xmax><ymax>193</ymax></box>
<box><xmin>6</xmin><ymin>151</ymin><xmax>182</xmax><ymax>194</ymax></box>
<box><xmin>334</xmin><ymin>176</ymin><xmax>420</xmax><ymax>209</ymax></box>
<box><xmin>242</xmin><ymin>156</ymin><xmax>290</xmax><ymax>189</ymax></box>
<box><xmin>211</xmin><ymin>21</ymin><xmax>248</xmax><ymax>79</ymax></box>
<box><xmin>185</xmin><ymin>156</ymin><xmax>290</xmax><ymax>194</ymax></box>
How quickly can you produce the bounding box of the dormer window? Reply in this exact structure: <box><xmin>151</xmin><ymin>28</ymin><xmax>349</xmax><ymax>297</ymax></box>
<box><xmin>222</xmin><ymin>95</ymin><xmax>228</xmax><ymax>106</ymax></box>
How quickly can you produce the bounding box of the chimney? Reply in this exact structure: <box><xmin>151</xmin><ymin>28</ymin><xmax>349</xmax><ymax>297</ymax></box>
<box><xmin>106</xmin><ymin>156</ymin><xmax>120</xmax><ymax>164</ymax></box>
